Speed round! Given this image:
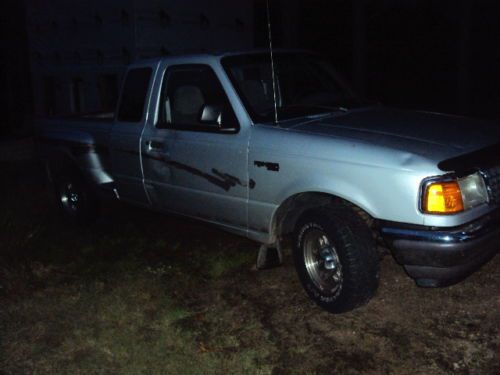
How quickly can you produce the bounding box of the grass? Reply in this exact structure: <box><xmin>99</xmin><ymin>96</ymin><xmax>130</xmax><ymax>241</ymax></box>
<box><xmin>205</xmin><ymin>249</ymin><xmax>255</xmax><ymax>279</ymax></box>
<box><xmin>0</xmin><ymin>236</ymin><xmax>274</xmax><ymax>374</ymax></box>
<box><xmin>1</xmin><ymin>265</ymin><xmax>271</xmax><ymax>374</ymax></box>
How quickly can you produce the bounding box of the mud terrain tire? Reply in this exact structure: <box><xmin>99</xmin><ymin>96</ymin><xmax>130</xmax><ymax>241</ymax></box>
<box><xmin>293</xmin><ymin>205</ymin><xmax>379</xmax><ymax>313</ymax></box>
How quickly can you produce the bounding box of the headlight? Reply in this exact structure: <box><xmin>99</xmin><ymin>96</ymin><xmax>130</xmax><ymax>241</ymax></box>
<box><xmin>421</xmin><ymin>172</ymin><xmax>488</xmax><ymax>214</ymax></box>
<box><xmin>457</xmin><ymin>173</ymin><xmax>489</xmax><ymax>209</ymax></box>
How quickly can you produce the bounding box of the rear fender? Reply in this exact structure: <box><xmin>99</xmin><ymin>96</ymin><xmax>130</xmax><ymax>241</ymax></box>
<box><xmin>38</xmin><ymin>131</ymin><xmax>113</xmax><ymax>186</ymax></box>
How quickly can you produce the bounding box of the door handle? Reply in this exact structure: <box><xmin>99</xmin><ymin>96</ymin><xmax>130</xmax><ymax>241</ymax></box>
<box><xmin>145</xmin><ymin>140</ymin><xmax>164</xmax><ymax>151</ymax></box>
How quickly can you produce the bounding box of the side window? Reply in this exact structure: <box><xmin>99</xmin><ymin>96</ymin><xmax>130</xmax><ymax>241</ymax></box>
<box><xmin>159</xmin><ymin>65</ymin><xmax>238</xmax><ymax>131</ymax></box>
<box><xmin>117</xmin><ymin>67</ymin><xmax>152</xmax><ymax>122</ymax></box>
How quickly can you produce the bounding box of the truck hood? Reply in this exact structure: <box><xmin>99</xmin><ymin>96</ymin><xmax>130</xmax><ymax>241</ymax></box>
<box><xmin>283</xmin><ymin>107</ymin><xmax>500</xmax><ymax>163</ymax></box>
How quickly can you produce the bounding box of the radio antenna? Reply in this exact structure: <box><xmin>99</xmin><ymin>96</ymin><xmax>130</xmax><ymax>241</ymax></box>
<box><xmin>266</xmin><ymin>0</ymin><xmax>279</xmax><ymax>124</ymax></box>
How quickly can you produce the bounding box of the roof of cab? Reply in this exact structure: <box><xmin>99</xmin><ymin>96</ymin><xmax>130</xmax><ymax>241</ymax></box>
<box><xmin>130</xmin><ymin>49</ymin><xmax>311</xmax><ymax>67</ymax></box>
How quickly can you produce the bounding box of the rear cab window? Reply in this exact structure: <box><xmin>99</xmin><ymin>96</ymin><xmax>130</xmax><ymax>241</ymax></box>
<box><xmin>117</xmin><ymin>67</ymin><xmax>153</xmax><ymax>122</ymax></box>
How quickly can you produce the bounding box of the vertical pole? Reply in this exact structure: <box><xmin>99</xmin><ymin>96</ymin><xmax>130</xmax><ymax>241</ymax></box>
<box><xmin>353</xmin><ymin>0</ymin><xmax>366</xmax><ymax>96</ymax></box>
<box><xmin>266</xmin><ymin>0</ymin><xmax>279</xmax><ymax>124</ymax></box>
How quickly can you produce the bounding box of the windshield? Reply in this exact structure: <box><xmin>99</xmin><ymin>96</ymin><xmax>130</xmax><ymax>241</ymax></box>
<box><xmin>222</xmin><ymin>52</ymin><xmax>365</xmax><ymax>123</ymax></box>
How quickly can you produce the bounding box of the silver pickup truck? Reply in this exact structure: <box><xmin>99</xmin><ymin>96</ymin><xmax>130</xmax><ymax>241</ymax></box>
<box><xmin>37</xmin><ymin>51</ymin><xmax>500</xmax><ymax>313</ymax></box>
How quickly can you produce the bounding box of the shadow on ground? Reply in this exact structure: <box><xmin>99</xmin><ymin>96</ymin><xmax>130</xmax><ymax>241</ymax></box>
<box><xmin>0</xmin><ymin>159</ymin><xmax>499</xmax><ymax>375</ymax></box>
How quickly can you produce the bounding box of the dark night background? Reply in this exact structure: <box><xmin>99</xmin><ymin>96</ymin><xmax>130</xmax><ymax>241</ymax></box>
<box><xmin>1</xmin><ymin>0</ymin><xmax>500</xmax><ymax>138</ymax></box>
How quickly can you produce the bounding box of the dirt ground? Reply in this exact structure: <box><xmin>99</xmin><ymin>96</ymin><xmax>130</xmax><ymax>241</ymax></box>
<box><xmin>1</xmin><ymin>159</ymin><xmax>499</xmax><ymax>375</ymax></box>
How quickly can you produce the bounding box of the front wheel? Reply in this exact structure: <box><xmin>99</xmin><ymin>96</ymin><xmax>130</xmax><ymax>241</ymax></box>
<box><xmin>293</xmin><ymin>205</ymin><xmax>379</xmax><ymax>313</ymax></box>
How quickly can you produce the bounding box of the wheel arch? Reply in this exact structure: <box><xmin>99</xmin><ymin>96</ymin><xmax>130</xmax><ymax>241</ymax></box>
<box><xmin>271</xmin><ymin>191</ymin><xmax>375</xmax><ymax>243</ymax></box>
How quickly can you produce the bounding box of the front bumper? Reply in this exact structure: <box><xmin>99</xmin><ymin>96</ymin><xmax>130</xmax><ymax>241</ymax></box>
<box><xmin>381</xmin><ymin>209</ymin><xmax>500</xmax><ymax>287</ymax></box>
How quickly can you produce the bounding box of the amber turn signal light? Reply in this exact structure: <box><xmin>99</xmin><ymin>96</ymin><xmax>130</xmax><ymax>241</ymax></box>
<box><xmin>423</xmin><ymin>181</ymin><xmax>464</xmax><ymax>214</ymax></box>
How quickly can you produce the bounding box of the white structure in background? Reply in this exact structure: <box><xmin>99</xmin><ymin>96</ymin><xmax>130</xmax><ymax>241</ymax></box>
<box><xmin>25</xmin><ymin>0</ymin><xmax>254</xmax><ymax>116</ymax></box>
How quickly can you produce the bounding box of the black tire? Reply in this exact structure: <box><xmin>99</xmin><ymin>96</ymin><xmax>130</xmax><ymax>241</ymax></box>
<box><xmin>293</xmin><ymin>204</ymin><xmax>379</xmax><ymax>313</ymax></box>
<box><xmin>54</xmin><ymin>170</ymin><xmax>99</xmax><ymax>225</ymax></box>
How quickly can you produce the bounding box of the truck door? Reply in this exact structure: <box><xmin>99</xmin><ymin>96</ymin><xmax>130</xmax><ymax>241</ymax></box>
<box><xmin>142</xmin><ymin>63</ymin><xmax>249</xmax><ymax>229</ymax></box>
<box><xmin>110</xmin><ymin>65</ymin><xmax>155</xmax><ymax>205</ymax></box>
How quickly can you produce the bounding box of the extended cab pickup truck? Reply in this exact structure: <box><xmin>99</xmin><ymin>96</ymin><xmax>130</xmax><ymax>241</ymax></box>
<box><xmin>37</xmin><ymin>51</ymin><xmax>500</xmax><ymax>313</ymax></box>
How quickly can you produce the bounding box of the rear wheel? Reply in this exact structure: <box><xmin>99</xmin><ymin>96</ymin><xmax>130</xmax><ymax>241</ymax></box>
<box><xmin>54</xmin><ymin>170</ymin><xmax>99</xmax><ymax>224</ymax></box>
<box><xmin>293</xmin><ymin>204</ymin><xmax>379</xmax><ymax>313</ymax></box>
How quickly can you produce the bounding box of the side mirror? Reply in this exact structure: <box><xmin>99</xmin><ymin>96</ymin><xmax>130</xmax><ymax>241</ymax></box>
<box><xmin>199</xmin><ymin>104</ymin><xmax>222</xmax><ymax>127</ymax></box>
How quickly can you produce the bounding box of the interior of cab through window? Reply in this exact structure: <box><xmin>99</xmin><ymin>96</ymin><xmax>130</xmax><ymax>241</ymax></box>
<box><xmin>158</xmin><ymin>64</ymin><xmax>238</xmax><ymax>131</ymax></box>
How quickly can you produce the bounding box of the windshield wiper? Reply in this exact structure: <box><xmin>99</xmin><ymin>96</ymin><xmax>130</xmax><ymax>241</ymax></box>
<box><xmin>284</xmin><ymin>104</ymin><xmax>349</xmax><ymax>118</ymax></box>
<box><xmin>259</xmin><ymin>104</ymin><xmax>350</xmax><ymax>124</ymax></box>
<box><xmin>305</xmin><ymin>108</ymin><xmax>347</xmax><ymax>119</ymax></box>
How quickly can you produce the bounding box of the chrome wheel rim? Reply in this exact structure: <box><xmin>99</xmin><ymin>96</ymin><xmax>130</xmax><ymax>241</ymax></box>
<box><xmin>303</xmin><ymin>228</ymin><xmax>343</xmax><ymax>294</ymax></box>
<box><xmin>60</xmin><ymin>182</ymin><xmax>81</xmax><ymax>214</ymax></box>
